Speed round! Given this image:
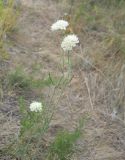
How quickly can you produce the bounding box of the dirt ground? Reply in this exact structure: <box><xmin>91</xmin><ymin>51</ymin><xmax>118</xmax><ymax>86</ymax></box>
<box><xmin>0</xmin><ymin>0</ymin><xmax>125</xmax><ymax>159</ymax></box>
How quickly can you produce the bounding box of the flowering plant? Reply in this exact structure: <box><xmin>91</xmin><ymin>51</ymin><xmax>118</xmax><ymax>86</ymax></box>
<box><xmin>51</xmin><ymin>20</ymin><xmax>69</xmax><ymax>31</ymax></box>
<box><xmin>61</xmin><ymin>34</ymin><xmax>79</xmax><ymax>52</ymax></box>
<box><xmin>51</xmin><ymin>19</ymin><xmax>79</xmax><ymax>78</ymax></box>
<box><xmin>30</xmin><ymin>101</ymin><xmax>43</xmax><ymax>112</ymax></box>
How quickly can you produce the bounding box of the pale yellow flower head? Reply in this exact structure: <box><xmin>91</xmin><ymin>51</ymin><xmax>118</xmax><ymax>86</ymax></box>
<box><xmin>61</xmin><ymin>34</ymin><xmax>79</xmax><ymax>52</ymax></box>
<box><xmin>51</xmin><ymin>20</ymin><xmax>69</xmax><ymax>31</ymax></box>
<box><xmin>30</xmin><ymin>101</ymin><xmax>43</xmax><ymax>112</ymax></box>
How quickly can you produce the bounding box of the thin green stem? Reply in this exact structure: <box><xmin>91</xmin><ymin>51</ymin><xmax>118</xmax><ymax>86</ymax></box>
<box><xmin>62</xmin><ymin>51</ymin><xmax>65</xmax><ymax>76</ymax></box>
<box><xmin>67</xmin><ymin>51</ymin><xmax>72</xmax><ymax>79</ymax></box>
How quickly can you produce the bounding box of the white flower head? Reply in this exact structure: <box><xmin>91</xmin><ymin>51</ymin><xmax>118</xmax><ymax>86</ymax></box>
<box><xmin>61</xmin><ymin>34</ymin><xmax>79</xmax><ymax>52</ymax></box>
<box><xmin>30</xmin><ymin>101</ymin><xmax>43</xmax><ymax>112</ymax></box>
<box><xmin>51</xmin><ymin>20</ymin><xmax>69</xmax><ymax>31</ymax></box>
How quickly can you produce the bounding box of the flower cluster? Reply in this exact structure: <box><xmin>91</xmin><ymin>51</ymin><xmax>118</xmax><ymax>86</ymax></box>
<box><xmin>51</xmin><ymin>20</ymin><xmax>69</xmax><ymax>31</ymax></box>
<box><xmin>30</xmin><ymin>101</ymin><xmax>43</xmax><ymax>112</ymax></box>
<box><xmin>51</xmin><ymin>19</ymin><xmax>79</xmax><ymax>52</ymax></box>
<box><xmin>61</xmin><ymin>34</ymin><xmax>79</xmax><ymax>52</ymax></box>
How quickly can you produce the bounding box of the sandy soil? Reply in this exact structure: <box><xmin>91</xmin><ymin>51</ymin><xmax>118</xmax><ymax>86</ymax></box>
<box><xmin>0</xmin><ymin>0</ymin><xmax>125</xmax><ymax>159</ymax></box>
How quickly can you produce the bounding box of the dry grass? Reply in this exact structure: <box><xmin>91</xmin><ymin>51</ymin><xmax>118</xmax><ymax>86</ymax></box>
<box><xmin>0</xmin><ymin>0</ymin><xmax>19</xmax><ymax>60</ymax></box>
<box><xmin>0</xmin><ymin>0</ymin><xmax>125</xmax><ymax>160</ymax></box>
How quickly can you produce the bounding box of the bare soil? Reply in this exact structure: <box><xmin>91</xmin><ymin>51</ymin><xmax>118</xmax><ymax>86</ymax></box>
<box><xmin>0</xmin><ymin>0</ymin><xmax>125</xmax><ymax>160</ymax></box>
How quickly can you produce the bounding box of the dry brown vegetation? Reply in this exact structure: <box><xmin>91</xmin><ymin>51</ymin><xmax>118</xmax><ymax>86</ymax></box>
<box><xmin>0</xmin><ymin>0</ymin><xmax>125</xmax><ymax>159</ymax></box>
